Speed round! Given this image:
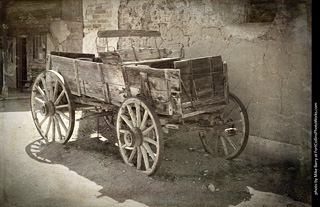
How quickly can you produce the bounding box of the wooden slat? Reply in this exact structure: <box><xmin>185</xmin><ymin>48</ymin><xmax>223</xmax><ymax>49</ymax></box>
<box><xmin>97</xmin><ymin>30</ymin><xmax>161</xmax><ymax>38</ymax></box>
<box><xmin>174</xmin><ymin>55</ymin><xmax>227</xmax><ymax>116</ymax></box>
<box><xmin>117</xmin><ymin>48</ymin><xmax>168</xmax><ymax>62</ymax></box>
<box><xmin>50</xmin><ymin>55</ymin><xmax>78</xmax><ymax>94</ymax></box>
<box><xmin>51</xmin><ymin>52</ymin><xmax>95</xmax><ymax>59</ymax></box>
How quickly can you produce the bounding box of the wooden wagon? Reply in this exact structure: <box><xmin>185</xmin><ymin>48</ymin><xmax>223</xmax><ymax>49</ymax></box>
<box><xmin>30</xmin><ymin>30</ymin><xmax>249</xmax><ymax>175</ymax></box>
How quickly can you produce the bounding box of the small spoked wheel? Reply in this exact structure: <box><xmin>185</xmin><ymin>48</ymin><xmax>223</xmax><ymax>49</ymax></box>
<box><xmin>200</xmin><ymin>92</ymin><xmax>249</xmax><ymax>160</ymax></box>
<box><xmin>116</xmin><ymin>97</ymin><xmax>164</xmax><ymax>175</ymax></box>
<box><xmin>31</xmin><ymin>70</ymin><xmax>75</xmax><ymax>144</ymax></box>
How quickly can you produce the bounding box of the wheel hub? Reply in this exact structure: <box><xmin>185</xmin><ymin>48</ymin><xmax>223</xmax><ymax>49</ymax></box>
<box><xmin>40</xmin><ymin>101</ymin><xmax>55</xmax><ymax>117</ymax></box>
<box><xmin>124</xmin><ymin>127</ymin><xmax>143</xmax><ymax>147</ymax></box>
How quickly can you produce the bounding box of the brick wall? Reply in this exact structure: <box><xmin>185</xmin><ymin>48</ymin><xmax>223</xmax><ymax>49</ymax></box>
<box><xmin>82</xmin><ymin>0</ymin><xmax>120</xmax><ymax>54</ymax></box>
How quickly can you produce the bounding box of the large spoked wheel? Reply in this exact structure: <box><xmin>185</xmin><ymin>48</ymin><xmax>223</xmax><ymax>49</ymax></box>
<box><xmin>200</xmin><ymin>92</ymin><xmax>249</xmax><ymax>160</ymax></box>
<box><xmin>116</xmin><ymin>97</ymin><xmax>164</xmax><ymax>175</ymax></box>
<box><xmin>31</xmin><ymin>70</ymin><xmax>75</xmax><ymax>144</ymax></box>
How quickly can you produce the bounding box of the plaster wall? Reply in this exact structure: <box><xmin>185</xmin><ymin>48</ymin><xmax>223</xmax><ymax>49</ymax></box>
<box><xmin>116</xmin><ymin>0</ymin><xmax>312</xmax><ymax>163</ymax></box>
<box><xmin>4</xmin><ymin>0</ymin><xmax>83</xmax><ymax>84</ymax></box>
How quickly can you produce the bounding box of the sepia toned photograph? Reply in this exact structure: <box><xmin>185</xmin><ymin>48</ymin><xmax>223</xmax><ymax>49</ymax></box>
<box><xmin>0</xmin><ymin>0</ymin><xmax>312</xmax><ymax>206</ymax></box>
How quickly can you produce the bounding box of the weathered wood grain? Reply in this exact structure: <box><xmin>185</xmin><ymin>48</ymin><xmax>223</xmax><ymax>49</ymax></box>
<box><xmin>97</xmin><ymin>30</ymin><xmax>161</xmax><ymax>38</ymax></box>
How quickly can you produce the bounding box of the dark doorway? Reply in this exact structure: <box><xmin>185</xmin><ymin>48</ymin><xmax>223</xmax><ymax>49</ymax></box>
<box><xmin>16</xmin><ymin>37</ymin><xmax>27</xmax><ymax>89</ymax></box>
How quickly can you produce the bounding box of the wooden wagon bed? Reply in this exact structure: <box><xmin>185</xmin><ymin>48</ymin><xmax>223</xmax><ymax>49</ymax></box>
<box><xmin>31</xmin><ymin>30</ymin><xmax>248</xmax><ymax>176</ymax></box>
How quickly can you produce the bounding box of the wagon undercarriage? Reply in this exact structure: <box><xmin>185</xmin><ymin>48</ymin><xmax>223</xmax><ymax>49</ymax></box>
<box><xmin>30</xmin><ymin>30</ymin><xmax>249</xmax><ymax>175</ymax></box>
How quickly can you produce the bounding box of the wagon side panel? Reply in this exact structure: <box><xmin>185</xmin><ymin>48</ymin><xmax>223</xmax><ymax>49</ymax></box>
<box><xmin>123</xmin><ymin>65</ymin><xmax>180</xmax><ymax>115</ymax></box>
<box><xmin>50</xmin><ymin>55</ymin><xmax>79</xmax><ymax>95</ymax></box>
<box><xmin>75</xmin><ymin>61</ymin><xmax>106</xmax><ymax>102</ymax></box>
<box><xmin>100</xmin><ymin>64</ymin><xmax>127</xmax><ymax>106</ymax></box>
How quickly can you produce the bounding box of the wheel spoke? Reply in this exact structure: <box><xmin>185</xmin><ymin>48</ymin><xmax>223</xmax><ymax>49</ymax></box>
<box><xmin>55</xmin><ymin>114</ymin><xmax>67</xmax><ymax>132</ymax></box>
<box><xmin>40</xmin><ymin>77</ymin><xmax>50</xmax><ymax>101</ymax></box>
<box><xmin>128</xmin><ymin>147</ymin><xmax>137</xmax><ymax>163</ymax></box>
<box><xmin>54</xmin><ymin>90</ymin><xmax>65</xmax><ymax>105</ymax></box>
<box><xmin>119</xmin><ymin>129</ymin><xmax>129</xmax><ymax>134</ymax></box>
<box><xmin>120</xmin><ymin>114</ymin><xmax>134</xmax><ymax>129</ymax></box>
<box><xmin>226</xmin><ymin>136</ymin><xmax>237</xmax><ymax>150</ymax></box>
<box><xmin>141</xmin><ymin>145</ymin><xmax>150</xmax><ymax>170</ymax></box>
<box><xmin>223</xmin><ymin>105</ymin><xmax>237</xmax><ymax>120</ymax></box>
<box><xmin>39</xmin><ymin>115</ymin><xmax>49</xmax><ymax>127</ymax></box>
<box><xmin>227</xmin><ymin>119</ymin><xmax>242</xmax><ymax>125</ymax></box>
<box><xmin>55</xmin><ymin>104</ymin><xmax>69</xmax><ymax>110</ymax></box>
<box><xmin>56</xmin><ymin>110</ymin><xmax>69</xmax><ymax>121</ymax></box>
<box><xmin>144</xmin><ymin>137</ymin><xmax>157</xmax><ymax>145</ymax></box>
<box><xmin>135</xmin><ymin>103</ymin><xmax>141</xmax><ymax>127</ymax></box>
<box><xmin>35</xmin><ymin>97</ymin><xmax>45</xmax><ymax>104</ymax></box>
<box><xmin>44</xmin><ymin>116</ymin><xmax>52</xmax><ymax>137</ymax></box>
<box><xmin>143</xmin><ymin>142</ymin><xmax>156</xmax><ymax>161</ymax></box>
<box><xmin>53</xmin><ymin>116</ymin><xmax>63</xmax><ymax>141</ymax></box>
<box><xmin>52</xmin><ymin>116</ymin><xmax>56</xmax><ymax>142</ymax></box>
<box><xmin>52</xmin><ymin>79</ymin><xmax>59</xmax><ymax>101</ymax></box>
<box><xmin>126</xmin><ymin>104</ymin><xmax>137</xmax><ymax>127</ymax></box>
<box><xmin>140</xmin><ymin>110</ymin><xmax>149</xmax><ymax>130</ymax></box>
<box><xmin>137</xmin><ymin>147</ymin><xmax>142</xmax><ymax>170</ymax></box>
<box><xmin>142</xmin><ymin>125</ymin><xmax>154</xmax><ymax>135</ymax></box>
<box><xmin>36</xmin><ymin>86</ymin><xmax>48</xmax><ymax>102</ymax></box>
<box><xmin>220</xmin><ymin>136</ymin><xmax>228</xmax><ymax>156</ymax></box>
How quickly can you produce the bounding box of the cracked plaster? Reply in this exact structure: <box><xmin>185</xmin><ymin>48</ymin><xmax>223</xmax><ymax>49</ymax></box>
<box><xmin>116</xmin><ymin>0</ymin><xmax>311</xmax><ymax>159</ymax></box>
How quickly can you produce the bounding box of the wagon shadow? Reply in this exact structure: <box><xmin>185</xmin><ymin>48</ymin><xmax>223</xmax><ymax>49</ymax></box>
<box><xmin>24</xmin><ymin>115</ymin><xmax>311</xmax><ymax>206</ymax></box>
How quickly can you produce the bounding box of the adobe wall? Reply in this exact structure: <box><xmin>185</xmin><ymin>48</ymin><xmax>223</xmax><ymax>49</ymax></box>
<box><xmin>83</xmin><ymin>0</ymin><xmax>311</xmax><ymax>164</ymax></box>
<box><xmin>120</xmin><ymin>0</ymin><xmax>311</xmax><ymax>164</ymax></box>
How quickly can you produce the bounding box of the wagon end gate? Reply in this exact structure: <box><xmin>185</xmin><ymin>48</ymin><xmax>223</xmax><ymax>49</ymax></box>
<box><xmin>174</xmin><ymin>55</ymin><xmax>229</xmax><ymax>118</ymax></box>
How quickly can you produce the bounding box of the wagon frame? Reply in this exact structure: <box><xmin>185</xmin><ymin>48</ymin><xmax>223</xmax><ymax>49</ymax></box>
<box><xmin>30</xmin><ymin>30</ymin><xmax>249</xmax><ymax>175</ymax></box>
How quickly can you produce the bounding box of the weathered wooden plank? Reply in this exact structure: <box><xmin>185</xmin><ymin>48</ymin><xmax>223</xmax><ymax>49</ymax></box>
<box><xmin>76</xmin><ymin>60</ymin><xmax>101</xmax><ymax>83</ymax></box>
<box><xmin>98</xmin><ymin>64</ymin><xmax>110</xmax><ymax>103</ymax></box>
<box><xmin>73</xmin><ymin>60</ymin><xmax>81</xmax><ymax>96</ymax></box>
<box><xmin>140</xmin><ymin>72</ymin><xmax>152</xmax><ymax>99</ymax></box>
<box><xmin>100</xmin><ymin>64</ymin><xmax>125</xmax><ymax>86</ymax></box>
<box><xmin>118</xmin><ymin>48</ymin><xmax>167</xmax><ymax>62</ymax></box>
<box><xmin>82</xmin><ymin>80</ymin><xmax>105</xmax><ymax>101</ymax></box>
<box><xmin>211</xmin><ymin>56</ymin><xmax>223</xmax><ymax>71</ymax></box>
<box><xmin>97</xmin><ymin>30</ymin><xmax>161</xmax><ymax>38</ymax></box>
<box><xmin>50</xmin><ymin>55</ymin><xmax>78</xmax><ymax>94</ymax></box>
<box><xmin>108</xmin><ymin>84</ymin><xmax>126</xmax><ymax>106</ymax></box>
<box><xmin>174</xmin><ymin>55</ymin><xmax>227</xmax><ymax>116</ymax></box>
<box><xmin>51</xmin><ymin>51</ymin><xmax>95</xmax><ymax>59</ymax></box>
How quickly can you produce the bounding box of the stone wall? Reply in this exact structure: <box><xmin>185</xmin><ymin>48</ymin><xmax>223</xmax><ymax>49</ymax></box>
<box><xmin>4</xmin><ymin>0</ymin><xmax>83</xmax><ymax>86</ymax></box>
<box><xmin>116</xmin><ymin>0</ymin><xmax>312</xmax><ymax>163</ymax></box>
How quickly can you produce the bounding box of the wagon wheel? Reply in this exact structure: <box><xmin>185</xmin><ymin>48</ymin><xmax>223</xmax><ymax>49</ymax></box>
<box><xmin>116</xmin><ymin>97</ymin><xmax>164</xmax><ymax>175</ymax></box>
<box><xmin>30</xmin><ymin>70</ymin><xmax>75</xmax><ymax>144</ymax></box>
<box><xmin>199</xmin><ymin>92</ymin><xmax>249</xmax><ymax>160</ymax></box>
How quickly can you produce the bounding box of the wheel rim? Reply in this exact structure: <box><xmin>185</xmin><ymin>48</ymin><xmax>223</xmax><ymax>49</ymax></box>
<box><xmin>116</xmin><ymin>97</ymin><xmax>164</xmax><ymax>175</ymax></box>
<box><xmin>200</xmin><ymin>92</ymin><xmax>249</xmax><ymax>159</ymax></box>
<box><xmin>31</xmin><ymin>71</ymin><xmax>75</xmax><ymax>144</ymax></box>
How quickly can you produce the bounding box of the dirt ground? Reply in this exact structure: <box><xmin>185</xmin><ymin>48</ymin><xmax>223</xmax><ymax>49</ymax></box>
<box><xmin>27</xmin><ymin>110</ymin><xmax>312</xmax><ymax>207</ymax></box>
<box><xmin>1</xmin><ymin>96</ymin><xmax>312</xmax><ymax>207</ymax></box>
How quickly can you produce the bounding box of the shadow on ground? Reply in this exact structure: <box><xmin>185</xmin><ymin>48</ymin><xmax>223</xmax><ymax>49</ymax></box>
<box><xmin>25</xmin><ymin>111</ymin><xmax>312</xmax><ymax>207</ymax></box>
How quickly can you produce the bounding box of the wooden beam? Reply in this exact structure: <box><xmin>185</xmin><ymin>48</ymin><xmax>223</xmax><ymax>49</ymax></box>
<box><xmin>97</xmin><ymin>30</ymin><xmax>161</xmax><ymax>38</ymax></box>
